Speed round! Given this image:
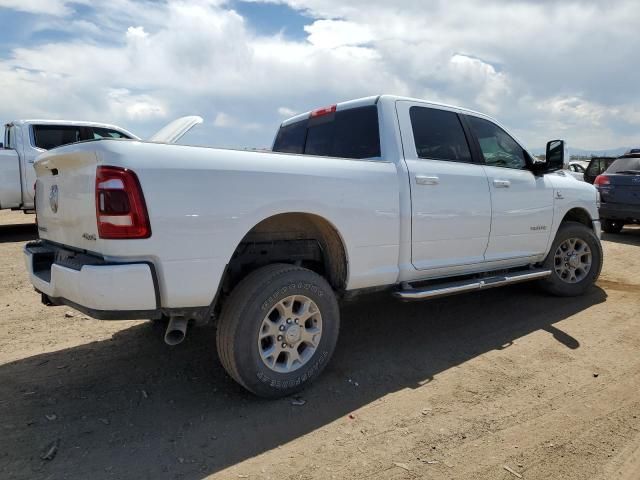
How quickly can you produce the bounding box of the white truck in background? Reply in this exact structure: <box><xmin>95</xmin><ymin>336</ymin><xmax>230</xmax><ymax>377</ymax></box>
<box><xmin>0</xmin><ymin>117</ymin><xmax>202</xmax><ymax>212</ymax></box>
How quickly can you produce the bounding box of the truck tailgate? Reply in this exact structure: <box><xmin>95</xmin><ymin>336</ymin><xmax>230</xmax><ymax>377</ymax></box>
<box><xmin>34</xmin><ymin>148</ymin><xmax>101</xmax><ymax>251</ymax></box>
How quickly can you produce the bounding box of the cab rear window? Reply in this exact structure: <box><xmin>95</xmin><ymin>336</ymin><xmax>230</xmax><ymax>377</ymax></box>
<box><xmin>273</xmin><ymin>105</ymin><xmax>381</xmax><ymax>159</ymax></box>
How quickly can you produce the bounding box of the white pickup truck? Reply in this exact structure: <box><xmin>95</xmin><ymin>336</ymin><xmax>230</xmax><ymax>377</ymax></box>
<box><xmin>1</xmin><ymin>117</ymin><xmax>202</xmax><ymax>212</ymax></box>
<box><xmin>24</xmin><ymin>95</ymin><xmax>603</xmax><ymax>397</ymax></box>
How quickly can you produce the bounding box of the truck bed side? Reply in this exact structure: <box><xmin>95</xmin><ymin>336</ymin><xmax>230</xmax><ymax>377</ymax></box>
<box><xmin>34</xmin><ymin>140</ymin><xmax>401</xmax><ymax>308</ymax></box>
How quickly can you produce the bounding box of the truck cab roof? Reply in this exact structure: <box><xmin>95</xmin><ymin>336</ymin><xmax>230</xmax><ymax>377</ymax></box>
<box><xmin>280</xmin><ymin>94</ymin><xmax>494</xmax><ymax>127</ymax></box>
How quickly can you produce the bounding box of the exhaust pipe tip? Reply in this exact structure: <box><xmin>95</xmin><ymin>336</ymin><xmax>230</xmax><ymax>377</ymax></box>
<box><xmin>164</xmin><ymin>316</ymin><xmax>188</xmax><ymax>346</ymax></box>
<box><xmin>164</xmin><ymin>329</ymin><xmax>186</xmax><ymax>346</ymax></box>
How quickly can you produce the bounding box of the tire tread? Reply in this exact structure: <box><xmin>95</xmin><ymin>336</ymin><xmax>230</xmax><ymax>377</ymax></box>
<box><xmin>539</xmin><ymin>221</ymin><xmax>603</xmax><ymax>297</ymax></box>
<box><xmin>216</xmin><ymin>263</ymin><xmax>326</xmax><ymax>394</ymax></box>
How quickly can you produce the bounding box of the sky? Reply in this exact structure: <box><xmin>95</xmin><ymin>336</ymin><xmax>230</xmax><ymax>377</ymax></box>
<box><xmin>0</xmin><ymin>0</ymin><xmax>639</xmax><ymax>151</ymax></box>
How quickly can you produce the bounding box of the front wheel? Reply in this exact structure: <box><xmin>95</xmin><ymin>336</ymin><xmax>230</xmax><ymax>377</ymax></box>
<box><xmin>539</xmin><ymin>221</ymin><xmax>603</xmax><ymax>297</ymax></box>
<box><xmin>216</xmin><ymin>264</ymin><xmax>340</xmax><ymax>398</ymax></box>
<box><xmin>601</xmin><ymin>219</ymin><xmax>624</xmax><ymax>234</ymax></box>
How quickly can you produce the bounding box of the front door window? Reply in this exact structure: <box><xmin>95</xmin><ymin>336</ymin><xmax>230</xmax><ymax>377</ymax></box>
<box><xmin>466</xmin><ymin>116</ymin><xmax>527</xmax><ymax>170</ymax></box>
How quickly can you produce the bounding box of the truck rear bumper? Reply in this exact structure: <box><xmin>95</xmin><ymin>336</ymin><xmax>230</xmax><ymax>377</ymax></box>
<box><xmin>24</xmin><ymin>241</ymin><xmax>161</xmax><ymax>320</ymax></box>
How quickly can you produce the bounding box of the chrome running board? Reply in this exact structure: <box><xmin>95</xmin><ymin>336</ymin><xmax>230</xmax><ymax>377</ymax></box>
<box><xmin>393</xmin><ymin>268</ymin><xmax>552</xmax><ymax>301</ymax></box>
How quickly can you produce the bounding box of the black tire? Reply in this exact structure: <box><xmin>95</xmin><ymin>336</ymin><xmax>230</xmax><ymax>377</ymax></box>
<box><xmin>216</xmin><ymin>264</ymin><xmax>340</xmax><ymax>398</ymax></box>
<box><xmin>539</xmin><ymin>221</ymin><xmax>603</xmax><ymax>297</ymax></box>
<box><xmin>601</xmin><ymin>219</ymin><xmax>624</xmax><ymax>234</ymax></box>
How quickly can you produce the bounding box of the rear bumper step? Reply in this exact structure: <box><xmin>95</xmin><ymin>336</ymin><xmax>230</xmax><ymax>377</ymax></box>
<box><xmin>24</xmin><ymin>241</ymin><xmax>161</xmax><ymax>318</ymax></box>
<box><xmin>393</xmin><ymin>268</ymin><xmax>551</xmax><ymax>301</ymax></box>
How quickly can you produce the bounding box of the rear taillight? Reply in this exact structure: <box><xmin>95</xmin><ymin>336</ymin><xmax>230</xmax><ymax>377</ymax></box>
<box><xmin>594</xmin><ymin>175</ymin><xmax>610</xmax><ymax>186</ymax></box>
<box><xmin>95</xmin><ymin>166</ymin><xmax>150</xmax><ymax>239</ymax></box>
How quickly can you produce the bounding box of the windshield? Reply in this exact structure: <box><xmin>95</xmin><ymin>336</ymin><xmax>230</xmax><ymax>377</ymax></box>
<box><xmin>607</xmin><ymin>156</ymin><xmax>640</xmax><ymax>173</ymax></box>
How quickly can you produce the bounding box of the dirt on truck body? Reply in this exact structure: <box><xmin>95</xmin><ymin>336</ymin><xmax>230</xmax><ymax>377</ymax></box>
<box><xmin>1</xmin><ymin>210</ymin><xmax>639</xmax><ymax>479</ymax></box>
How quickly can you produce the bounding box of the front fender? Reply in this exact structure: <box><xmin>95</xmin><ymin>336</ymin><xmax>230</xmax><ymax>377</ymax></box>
<box><xmin>542</xmin><ymin>173</ymin><xmax>600</xmax><ymax>258</ymax></box>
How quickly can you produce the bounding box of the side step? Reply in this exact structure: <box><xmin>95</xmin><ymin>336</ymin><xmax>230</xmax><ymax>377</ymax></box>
<box><xmin>393</xmin><ymin>268</ymin><xmax>552</xmax><ymax>301</ymax></box>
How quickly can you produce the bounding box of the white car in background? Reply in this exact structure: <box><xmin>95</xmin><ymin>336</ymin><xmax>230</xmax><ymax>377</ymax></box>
<box><xmin>0</xmin><ymin>116</ymin><xmax>202</xmax><ymax>212</ymax></box>
<box><xmin>567</xmin><ymin>160</ymin><xmax>589</xmax><ymax>181</ymax></box>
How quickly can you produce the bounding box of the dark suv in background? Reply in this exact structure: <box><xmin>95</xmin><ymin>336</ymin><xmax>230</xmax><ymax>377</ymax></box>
<box><xmin>594</xmin><ymin>153</ymin><xmax>640</xmax><ymax>233</ymax></box>
<box><xmin>585</xmin><ymin>156</ymin><xmax>618</xmax><ymax>184</ymax></box>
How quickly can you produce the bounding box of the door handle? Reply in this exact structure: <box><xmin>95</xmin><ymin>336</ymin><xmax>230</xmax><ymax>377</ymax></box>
<box><xmin>415</xmin><ymin>175</ymin><xmax>439</xmax><ymax>185</ymax></box>
<box><xmin>493</xmin><ymin>179</ymin><xmax>511</xmax><ymax>188</ymax></box>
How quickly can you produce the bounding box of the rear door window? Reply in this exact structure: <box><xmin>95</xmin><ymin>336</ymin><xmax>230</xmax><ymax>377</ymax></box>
<box><xmin>409</xmin><ymin>107</ymin><xmax>472</xmax><ymax>162</ymax></box>
<box><xmin>33</xmin><ymin>125</ymin><xmax>84</xmax><ymax>150</ymax></box>
<box><xmin>272</xmin><ymin>105</ymin><xmax>381</xmax><ymax>159</ymax></box>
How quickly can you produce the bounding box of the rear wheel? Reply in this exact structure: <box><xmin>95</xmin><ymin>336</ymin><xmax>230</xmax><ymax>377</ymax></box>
<box><xmin>539</xmin><ymin>221</ymin><xmax>603</xmax><ymax>297</ymax></box>
<box><xmin>601</xmin><ymin>219</ymin><xmax>624</xmax><ymax>234</ymax></box>
<box><xmin>216</xmin><ymin>264</ymin><xmax>340</xmax><ymax>398</ymax></box>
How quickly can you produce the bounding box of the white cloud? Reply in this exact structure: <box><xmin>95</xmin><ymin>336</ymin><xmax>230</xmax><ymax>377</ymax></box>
<box><xmin>447</xmin><ymin>54</ymin><xmax>510</xmax><ymax>114</ymax></box>
<box><xmin>213</xmin><ymin>112</ymin><xmax>234</xmax><ymax>127</ymax></box>
<box><xmin>304</xmin><ymin>19</ymin><xmax>373</xmax><ymax>48</ymax></box>
<box><xmin>537</xmin><ymin>96</ymin><xmax>610</xmax><ymax>126</ymax></box>
<box><xmin>107</xmin><ymin>89</ymin><xmax>167</xmax><ymax>120</ymax></box>
<box><xmin>0</xmin><ymin>0</ymin><xmax>639</xmax><ymax>150</ymax></box>
<box><xmin>126</xmin><ymin>26</ymin><xmax>149</xmax><ymax>39</ymax></box>
<box><xmin>0</xmin><ymin>0</ymin><xmax>76</xmax><ymax>16</ymax></box>
<box><xmin>213</xmin><ymin>112</ymin><xmax>261</xmax><ymax>131</ymax></box>
<box><xmin>278</xmin><ymin>107</ymin><xmax>297</xmax><ymax>117</ymax></box>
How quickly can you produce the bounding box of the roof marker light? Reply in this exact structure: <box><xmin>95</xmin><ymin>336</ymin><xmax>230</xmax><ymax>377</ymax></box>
<box><xmin>310</xmin><ymin>104</ymin><xmax>337</xmax><ymax>118</ymax></box>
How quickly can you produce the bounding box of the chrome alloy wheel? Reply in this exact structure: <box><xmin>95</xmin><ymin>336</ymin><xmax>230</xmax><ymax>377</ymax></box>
<box><xmin>554</xmin><ymin>237</ymin><xmax>592</xmax><ymax>284</ymax></box>
<box><xmin>258</xmin><ymin>295</ymin><xmax>323</xmax><ymax>373</ymax></box>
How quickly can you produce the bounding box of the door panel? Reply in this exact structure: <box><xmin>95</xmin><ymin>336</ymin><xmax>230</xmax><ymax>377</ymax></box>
<box><xmin>397</xmin><ymin>101</ymin><xmax>491</xmax><ymax>270</ymax></box>
<box><xmin>462</xmin><ymin>114</ymin><xmax>554</xmax><ymax>260</ymax></box>
<box><xmin>482</xmin><ymin>166</ymin><xmax>554</xmax><ymax>260</ymax></box>
<box><xmin>409</xmin><ymin>160</ymin><xmax>492</xmax><ymax>269</ymax></box>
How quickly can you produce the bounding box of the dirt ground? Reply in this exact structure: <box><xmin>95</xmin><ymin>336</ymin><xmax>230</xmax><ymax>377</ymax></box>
<box><xmin>0</xmin><ymin>210</ymin><xmax>639</xmax><ymax>480</ymax></box>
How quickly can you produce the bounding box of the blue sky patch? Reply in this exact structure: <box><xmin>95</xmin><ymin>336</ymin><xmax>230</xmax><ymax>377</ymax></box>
<box><xmin>231</xmin><ymin>1</ymin><xmax>312</xmax><ymax>39</ymax></box>
<box><xmin>0</xmin><ymin>10</ymin><xmax>36</xmax><ymax>54</ymax></box>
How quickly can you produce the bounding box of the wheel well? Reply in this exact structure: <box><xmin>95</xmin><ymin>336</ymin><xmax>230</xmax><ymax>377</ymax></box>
<box><xmin>223</xmin><ymin>213</ymin><xmax>348</xmax><ymax>294</ymax></box>
<box><xmin>561</xmin><ymin>208</ymin><xmax>593</xmax><ymax>228</ymax></box>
